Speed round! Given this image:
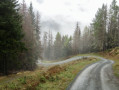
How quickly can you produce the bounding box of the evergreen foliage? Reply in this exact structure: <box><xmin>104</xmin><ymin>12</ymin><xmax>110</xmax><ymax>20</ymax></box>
<box><xmin>0</xmin><ymin>0</ymin><xmax>26</xmax><ymax>75</ymax></box>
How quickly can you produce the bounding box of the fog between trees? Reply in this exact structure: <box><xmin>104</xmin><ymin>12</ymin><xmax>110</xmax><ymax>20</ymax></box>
<box><xmin>43</xmin><ymin>0</ymin><xmax>119</xmax><ymax>60</ymax></box>
<box><xmin>0</xmin><ymin>0</ymin><xmax>119</xmax><ymax>75</ymax></box>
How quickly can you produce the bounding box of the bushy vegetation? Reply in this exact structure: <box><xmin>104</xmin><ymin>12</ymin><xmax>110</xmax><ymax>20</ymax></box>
<box><xmin>0</xmin><ymin>57</ymin><xmax>98</xmax><ymax>90</ymax></box>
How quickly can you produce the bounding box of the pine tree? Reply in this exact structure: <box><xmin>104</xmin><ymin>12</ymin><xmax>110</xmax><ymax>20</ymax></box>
<box><xmin>35</xmin><ymin>11</ymin><xmax>42</xmax><ymax>59</ymax></box>
<box><xmin>19</xmin><ymin>1</ymin><xmax>42</xmax><ymax>70</ymax></box>
<box><xmin>46</xmin><ymin>30</ymin><xmax>52</xmax><ymax>59</ymax></box>
<box><xmin>0</xmin><ymin>0</ymin><xmax>26</xmax><ymax>75</ymax></box>
<box><xmin>82</xmin><ymin>26</ymin><xmax>92</xmax><ymax>53</ymax></box>
<box><xmin>43</xmin><ymin>32</ymin><xmax>48</xmax><ymax>59</ymax></box>
<box><xmin>92</xmin><ymin>4</ymin><xmax>107</xmax><ymax>51</ymax></box>
<box><xmin>62</xmin><ymin>35</ymin><xmax>73</xmax><ymax>57</ymax></box>
<box><xmin>29</xmin><ymin>2</ymin><xmax>35</xmax><ymax>28</ymax></box>
<box><xmin>54</xmin><ymin>32</ymin><xmax>62</xmax><ymax>59</ymax></box>
<box><xmin>72</xmin><ymin>22</ymin><xmax>81</xmax><ymax>54</ymax></box>
<box><xmin>108</xmin><ymin>0</ymin><xmax>119</xmax><ymax>48</ymax></box>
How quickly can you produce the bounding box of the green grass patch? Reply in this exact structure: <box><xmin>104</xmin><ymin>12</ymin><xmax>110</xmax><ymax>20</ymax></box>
<box><xmin>0</xmin><ymin>57</ymin><xmax>99</xmax><ymax>90</ymax></box>
<box><xmin>36</xmin><ymin>58</ymin><xmax>99</xmax><ymax>90</ymax></box>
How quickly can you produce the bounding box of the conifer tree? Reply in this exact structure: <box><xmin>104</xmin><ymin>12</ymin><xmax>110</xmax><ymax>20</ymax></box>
<box><xmin>0</xmin><ymin>0</ymin><xmax>25</xmax><ymax>75</ymax></box>
<box><xmin>43</xmin><ymin>32</ymin><xmax>48</xmax><ymax>59</ymax></box>
<box><xmin>54</xmin><ymin>32</ymin><xmax>62</xmax><ymax>59</ymax></box>
<box><xmin>92</xmin><ymin>4</ymin><xmax>107</xmax><ymax>51</ymax></box>
<box><xmin>108</xmin><ymin>0</ymin><xmax>119</xmax><ymax>48</ymax></box>
<box><xmin>72</xmin><ymin>22</ymin><xmax>81</xmax><ymax>54</ymax></box>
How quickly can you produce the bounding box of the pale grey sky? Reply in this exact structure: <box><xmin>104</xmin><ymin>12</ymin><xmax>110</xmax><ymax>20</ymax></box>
<box><xmin>19</xmin><ymin>0</ymin><xmax>119</xmax><ymax>36</ymax></box>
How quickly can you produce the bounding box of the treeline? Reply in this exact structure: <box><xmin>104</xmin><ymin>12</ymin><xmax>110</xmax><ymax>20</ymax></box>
<box><xmin>0</xmin><ymin>0</ymin><xmax>42</xmax><ymax>75</ymax></box>
<box><xmin>82</xmin><ymin>0</ymin><xmax>119</xmax><ymax>52</ymax></box>
<box><xmin>19</xmin><ymin>1</ymin><xmax>42</xmax><ymax>70</ymax></box>
<box><xmin>43</xmin><ymin>0</ymin><xmax>119</xmax><ymax>60</ymax></box>
<box><xmin>42</xmin><ymin>31</ymin><xmax>73</xmax><ymax>60</ymax></box>
<box><xmin>42</xmin><ymin>23</ymin><xmax>81</xmax><ymax>60</ymax></box>
<box><xmin>0</xmin><ymin>0</ymin><xmax>119</xmax><ymax>75</ymax></box>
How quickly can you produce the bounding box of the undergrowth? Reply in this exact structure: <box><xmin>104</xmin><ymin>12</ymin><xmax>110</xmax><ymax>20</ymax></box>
<box><xmin>0</xmin><ymin>57</ymin><xmax>98</xmax><ymax>90</ymax></box>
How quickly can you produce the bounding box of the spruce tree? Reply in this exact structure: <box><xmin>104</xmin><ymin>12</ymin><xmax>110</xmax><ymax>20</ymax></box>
<box><xmin>54</xmin><ymin>32</ymin><xmax>62</xmax><ymax>59</ymax></box>
<box><xmin>92</xmin><ymin>4</ymin><xmax>107</xmax><ymax>51</ymax></box>
<box><xmin>108</xmin><ymin>0</ymin><xmax>119</xmax><ymax>48</ymax></box>
<box><xmin>72</xmin><ymin>22</ymin><xmax>81</xmax><ymax>54</ymax></box>
<box><xmin>35</xmin><ymin>11</ymin><xmax>42</xmax><ymax>59</ymax></box>
<box><xmin>0</xmin><ymin>0</ymin><xmax>25</xmax><ymax>75</ymax></box>
<box><xmin>29</xmin><ymin>2</ymin><xmax>35</xmax><ymax>28</ymax></box>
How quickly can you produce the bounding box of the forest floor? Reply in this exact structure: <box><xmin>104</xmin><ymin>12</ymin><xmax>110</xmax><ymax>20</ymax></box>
<box><xmin>0</xmin><ymin>57</ymin><xmax>98</xmax><ymax>90</ymax></box>
<box><xmin>0</xmin><ymin>47</ymin><xmax>119</xmax><ymax>90</ymax></box>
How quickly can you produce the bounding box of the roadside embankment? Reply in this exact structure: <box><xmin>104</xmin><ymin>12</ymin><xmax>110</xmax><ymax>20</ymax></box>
<box><xmin>0</xmin><ymin>57</ymin><xmax>98</xmax><ymax>90</ymax></box>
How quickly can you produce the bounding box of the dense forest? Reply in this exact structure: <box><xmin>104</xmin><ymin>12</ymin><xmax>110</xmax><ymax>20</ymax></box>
<box><xmin>0</xmin><ymin>0</ymin><xmax>119</xmax><ymax>75</ymax></box>
<box><xmin>0</xmin><ymin>0</ymin><xmax>42</xmax><ymax>75</ymax></box>
<box><xmin>43</xmin><ymin>0</ymin><xmax>119</xmax><ymax>60</ymax></box>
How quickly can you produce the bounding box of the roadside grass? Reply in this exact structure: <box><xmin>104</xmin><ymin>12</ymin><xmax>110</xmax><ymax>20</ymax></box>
<box><xmin>78</xmin><ymin>47</ymin><xmax>119</xmax><ymax>80</ymax></box>
<box><xmin>97</xmin><ymin>47</ymin><xmax>119</xmax><ymax>79</ymax></box>
<box><xmin>0</xmin><ymin>57</ymin><xmax>99</xmax><ymax>90</ymax></box>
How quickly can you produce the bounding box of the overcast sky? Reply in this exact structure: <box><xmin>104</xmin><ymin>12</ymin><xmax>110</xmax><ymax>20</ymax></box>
<box><xmin>19</xmin><ymin>0</ymin><xmax>119</xmax><ymax>36</ymax></box>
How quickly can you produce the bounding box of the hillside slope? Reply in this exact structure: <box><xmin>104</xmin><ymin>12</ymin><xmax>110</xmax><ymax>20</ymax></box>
<box><xmin>98</xmin><ymin>47</ymin><xmax>119</xmax><ymax>79</ymax></box>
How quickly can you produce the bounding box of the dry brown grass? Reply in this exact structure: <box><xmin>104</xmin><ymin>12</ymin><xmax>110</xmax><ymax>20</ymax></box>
<box><xmin>98</xmin><ymin>47</ymin><xmax>119</xmax><ymax>79</ymax></box>
<box><xmin>0</xmin><ymin>57</ymin><xmax>98</xmax><ymax>90</ymax></box>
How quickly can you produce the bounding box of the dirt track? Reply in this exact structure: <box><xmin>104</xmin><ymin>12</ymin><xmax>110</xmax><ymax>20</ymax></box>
<box><xmin>67</xmin><ymin>57</ymin><xmax>119</xmax><ymax>90</ymax></box>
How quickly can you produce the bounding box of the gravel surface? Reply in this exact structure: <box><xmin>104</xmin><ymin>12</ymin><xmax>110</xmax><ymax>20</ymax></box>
<box><xmin>67</xmin><ymin>57</ymin><xmax>119</xmax><ymax>90</ymax></box>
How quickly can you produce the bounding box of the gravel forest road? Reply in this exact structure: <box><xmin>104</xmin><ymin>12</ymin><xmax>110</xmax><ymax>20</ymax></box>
<box><xmin>39</xmin><ymin>56</ymin><xmax>119</xmax><ymax>90</ymax></box>
<box><xmin>1</xmin><ymin>55</ymin><xmax>119</xmax><ymax>90</ymax></box>
<box><xmin>67</xmin><ymin>57</ymin><xmax>119</xmax><ymax>90</ymax></box>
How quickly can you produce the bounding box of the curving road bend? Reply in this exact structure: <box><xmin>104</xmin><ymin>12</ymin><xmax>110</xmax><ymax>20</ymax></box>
<box><xmin>38</xmin><ymin>56</ymin><xmax>85</xmax><ymax>66</ymax></box>
<box><xmin>1</xmin><ymin>55</ymin><xmax>118</xmax><ymax>90</ymax></box>
<box><xmin>67</xmin><ymin>57</ymin><xmax>119</xmax><ymax>90</ymax></box>
<box><xmin>39</xmin><ymin>56</ymin><xmax>119</xmax><ymax>90</ymax></box>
